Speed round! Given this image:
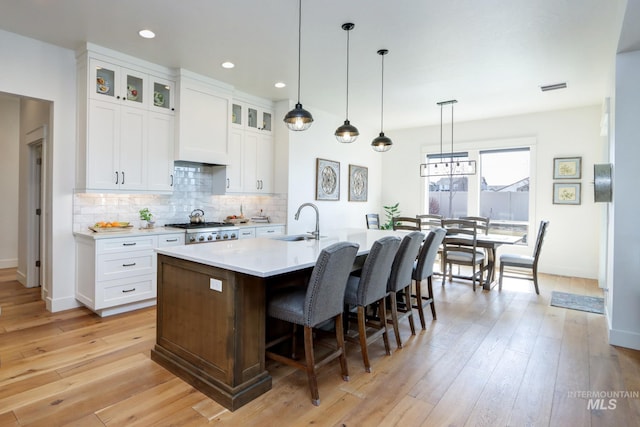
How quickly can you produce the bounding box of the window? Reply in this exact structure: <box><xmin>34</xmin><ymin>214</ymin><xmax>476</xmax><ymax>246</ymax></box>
<box><xmin>424</xmin><ymin>145</ymin><xmax>530</xmax><ymax>243</ymax></box>
<box><xmin>479</xmin><ymin>148</ymin><xmax>530</xmax><ymax>242</ymax></box>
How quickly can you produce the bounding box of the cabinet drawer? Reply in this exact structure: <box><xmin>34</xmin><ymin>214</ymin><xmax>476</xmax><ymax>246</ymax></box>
<box><xmin>96</xmin><ymin>276</ymin><xmax>155</xmax><ymax>309</ymax></box>
<box><xmin>157</xmin><ymin>233</ymin><xmax>185</xmax><ymax>247</ymax></box>
<box><xmin>97</xmin><ymin>251</ymin><xmax>155</xmax><ymax>281</ymax></box>
<box><xmin>256</xmin><ymin>226</ymin><xmax>284</xmax><ymax>237</ymax></box>
<box><xmin>97</xmin><ymin>235</ymin><xmax>157</xmax><ymax>253</ymax></box>
<box><xmin>238</xmin><ymin>228</ymin><xmax>256</xmax><ymax>239</ymax></box>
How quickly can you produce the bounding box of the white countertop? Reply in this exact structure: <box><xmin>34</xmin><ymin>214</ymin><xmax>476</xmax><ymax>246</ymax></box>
<box><xmin>74</xmin><ymin>226</ymin><xmax>186</xmax><ymax>239</ymax></box>
<box><xmin>155</xmin><ymin>228</ymin><xmax>407</xmax><ymax>277</ymax></box>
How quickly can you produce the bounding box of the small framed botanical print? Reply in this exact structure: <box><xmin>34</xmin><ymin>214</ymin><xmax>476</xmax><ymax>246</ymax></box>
<box><xmin>553</xmin><ymin>182</ymin><xmax>581</xmax><ymax>205</ymax></box>
<box><xmin>553</xmin><ymin>157</ymin><xmax>582</xmax><ymax>179</ymax></box>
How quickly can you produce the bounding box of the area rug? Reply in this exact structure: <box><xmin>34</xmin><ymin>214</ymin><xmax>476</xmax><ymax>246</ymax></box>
<box><xmin>550</xmin><ymin>291</ymin><xmax>604</xmax><ymax>314</ymax></box>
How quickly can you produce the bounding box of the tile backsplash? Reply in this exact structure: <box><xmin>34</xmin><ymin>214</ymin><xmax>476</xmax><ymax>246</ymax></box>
<box><xmin>73</xmin><ymin>163</ymin><xmax>287</xmax><ymax>231</ymax></box>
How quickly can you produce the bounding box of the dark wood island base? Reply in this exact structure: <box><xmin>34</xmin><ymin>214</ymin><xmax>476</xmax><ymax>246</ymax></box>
<box><xmin>151</xmin><ymin>254</ymin><xmax>274</xmax><ymax>411</ymax></box>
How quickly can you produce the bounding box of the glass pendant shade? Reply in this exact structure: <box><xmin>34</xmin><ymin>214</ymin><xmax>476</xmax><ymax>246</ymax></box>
<box><xmin>284</xmin><ymin>103</ymin><xmax>314</xmax><ymax>131</ymax></box>
<box><xmin>335</xmin><ymin>120</ymin><xmax>359</xmax><ymax>143</ymax></box>
<box><xmin>335</xmin><ymin>22</ymin><xmax>358</xmax><ymax>143</ymax></box>
<box><xmin>283</xmin><ymin>0</ymin><xmax>313</xmax><ymax>131</ymax></box>
<box><xmin>371</xmin><ymin>132</ymin><xmax>392</xmax><ymax>152</ymax></box>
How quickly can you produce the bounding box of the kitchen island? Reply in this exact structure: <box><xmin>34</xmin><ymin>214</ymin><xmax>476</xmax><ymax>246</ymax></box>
<box><xmin>151</xmin><ymin>229</ymin><xmax>400</xmax><ymax>410</ymax></box>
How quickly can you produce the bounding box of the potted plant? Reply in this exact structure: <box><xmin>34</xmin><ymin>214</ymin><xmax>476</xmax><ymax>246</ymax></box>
<box><xmin>380</xmin><ymin>203</ymin><xmax>400</xmax><ymax>230</ymax></box>
<box><xmin>139</xmin><ymin>208</ymin><xmax>155</xmax><ymax>228</ymax></box>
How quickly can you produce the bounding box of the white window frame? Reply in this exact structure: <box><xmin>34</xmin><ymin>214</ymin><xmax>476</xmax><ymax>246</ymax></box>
<box><xmin>421</xmin><ymin>136</ymin><xmax>538</xmax><ymax>248</ymax></box>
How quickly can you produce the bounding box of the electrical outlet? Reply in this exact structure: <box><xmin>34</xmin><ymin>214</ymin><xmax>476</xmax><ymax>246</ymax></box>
<box><xmin>209</xmin><ymin>278</ymin><xmax>222</xmax><ymax>292</ymax></box>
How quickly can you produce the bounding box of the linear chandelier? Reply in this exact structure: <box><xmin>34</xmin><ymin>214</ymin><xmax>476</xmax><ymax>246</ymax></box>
<box><xmin>420</xmin><ymin>100</ymin><xmax>476</xmax><ymax>176</ymax></box>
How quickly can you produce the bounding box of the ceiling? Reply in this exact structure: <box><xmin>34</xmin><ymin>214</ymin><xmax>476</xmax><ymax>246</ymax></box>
<box><xmin>0</xmin><ymin>0</ymin><xmax>632</xmax><ymax>130</ymax></box>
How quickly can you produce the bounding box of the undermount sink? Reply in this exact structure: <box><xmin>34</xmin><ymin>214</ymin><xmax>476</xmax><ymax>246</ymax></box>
<box><xmin>272</xmin><ymin>234</ymin><xmax>315</xmax><ymax>241</ymax></box>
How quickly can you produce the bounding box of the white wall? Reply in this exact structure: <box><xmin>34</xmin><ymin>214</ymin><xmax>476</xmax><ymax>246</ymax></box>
<box><xmin>275</xmin><ymin>100</ymin><xmax>383</xmax><ymax>235</ymax></box>
<box><xmin>0</xmin><ymin>29</ymin><xmax>78</xmax><ymax>311</ymax></box>
<box><xmin>609</xmin><ymin>49</ymin><xmax>640</xmax><ymax>350</ymax></box>
<box><xmin>0</xmin><ymin>94</ymin><xmax>20</xmax><ymax>268</ymax></box>
<box><xmin>383</xmin><ymin>106</ymin><xmax>605</xmax><ymax>279</ymax></box>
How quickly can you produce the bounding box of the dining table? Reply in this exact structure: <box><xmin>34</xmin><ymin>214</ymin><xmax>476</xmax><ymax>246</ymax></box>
<box><xmin>467</xmin><ymin>233</ymin><xmax>524</xmax><ymax>290</ymax></box>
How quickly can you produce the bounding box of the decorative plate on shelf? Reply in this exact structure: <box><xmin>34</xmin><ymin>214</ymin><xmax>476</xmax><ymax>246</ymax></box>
<box><xmin>96</xmin><ymin>77</ymin><xmax>110</xmax><ymax>94</ymax></box>
<box><xmin>153</xmin><ymin>92</ymin><xmax>164</xmax><ymax>106</ymax></box>
<box><xmin>127</xmin><ymin>84</ymin><xmax>139</xmax><ymax>101</ymax></box>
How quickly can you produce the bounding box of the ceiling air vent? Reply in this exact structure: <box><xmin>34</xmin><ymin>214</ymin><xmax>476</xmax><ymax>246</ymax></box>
<box><xmin>540</xmin><ymin>82</ymin><xmax>567</xmax><ymax>92</ymax></box>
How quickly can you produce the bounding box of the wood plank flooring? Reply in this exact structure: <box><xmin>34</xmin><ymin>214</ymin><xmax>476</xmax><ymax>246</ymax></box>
<box><xmin>1</xmin><ymin>267</ymin><xmax>640</xmax><ymax>426</ymax></box>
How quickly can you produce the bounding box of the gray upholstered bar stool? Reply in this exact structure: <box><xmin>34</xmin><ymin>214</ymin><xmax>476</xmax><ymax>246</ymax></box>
<box><xmin>387</xmin><ymin>231</ymin><xmax>424</xmax><ymax>348</ymax></box>
<box><xmin>344</xmin><ymin>235</ymin><xmax>401</xmax><ymax>372</ymax></box>
<box><xmin>412</xmin><ymin>227</ymin><xmax>446</xmax><ymax>327</ymax></box>
<box><xmin>265</xmin><ymin>241</ymin><xmax>359</xmax><ymax>406</ymax></box>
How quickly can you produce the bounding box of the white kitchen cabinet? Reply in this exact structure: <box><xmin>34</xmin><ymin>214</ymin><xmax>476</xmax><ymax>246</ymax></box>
<box><xmin>227</xmin><ymin>95</ymin><xmax>274</xmax><ymax>194</ymax></box>
<box><xmin>86</xmin><ymin>99</ymin><xmax>147</xmax><ymax>191</ymax></box>
<box><xmin>75</xmin><ymin>231</ymin><xmax>184</xmax><ymax>317</ymax></box>
<box><xmin>175</xmin><ymin>70</ymin><xmax>233</xmax><ymax>164</ymax></box>
<box><xmin>147</xmin><ymin>112</ymin><xmax>175</xmax><ymax>192</ymax></box>
<box><xmin>77</xmin><ymin>46</ymin><xmax>175</xmax><ymax>193</ymax></box>
<box><xmin>231</xmin><ymin>100</ymin><xmax>273</xmax><ymax>134</ymax></box>
<box><xmin>237</xmin><ymin>227</ymin><xmax>256</xmax><ymax>239</ymax></box>
<box><xmin>255</xmin><ymin>225</ymin><xmax>285</xmax><ymax>237</ymax></box>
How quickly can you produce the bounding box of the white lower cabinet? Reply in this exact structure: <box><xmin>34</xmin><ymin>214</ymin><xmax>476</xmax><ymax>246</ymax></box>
<box><xmin>255</xmin><ymin>225</ymin><xmax>285</xmax><ymax>237</ymax></box>
<box><xmin>75</xmin><ymin>232</ymin><xmax>184</xmax><ymax>316</ymax></box>
<box><xmin>237</xmin><ymin>227</ymin><xmax>256</xmax><ymax>239</ymax></box>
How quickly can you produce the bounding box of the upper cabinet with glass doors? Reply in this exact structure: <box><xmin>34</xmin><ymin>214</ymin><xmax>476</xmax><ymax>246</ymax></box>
<box><xmin>90</xmin><ymin>58</ymin><xmax>175</xmax><ymax>114</ymax></box>
<box><xmin>231</xmin><ymin>100</ymin><xmax>272</xmax><ymax>134</ymax></box>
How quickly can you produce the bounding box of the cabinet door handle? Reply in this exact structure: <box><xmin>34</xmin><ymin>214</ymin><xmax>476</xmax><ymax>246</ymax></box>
<box><xmin>121</xmin><ymin>171</ymin><xmax>125</xmax><ymax>184</ymax></box>
<box><xmin>122</xmin><ymin>242</ymin><xmax>137</xmax><ymax>246</ymax></box>
<box><xmin>170</xmin><ymin>174</ymin><xmax>174</xmax><ymax>187</ymax></box>
<box><xmin>266</xmin><ymin>230</ymin><xmax>275</xmax><ymax>233</ymax></box>
<box><xmin>122</xmin><ymin>288</ymin><xmax>136</xmax><ymax>293</ymax></box>
<box><xmin>115</xmin><ymin>171</ymin><xmax>119</xmax><ymax>184</ymax></box>
<box><xmin>122</xmin><ymin>262</ymin><xmax>137</xmax><ymax>267</ymax></box>
<box><xmin>227</xmin><ymin>178</ymin><xmax>230</xmax><ymax>189</ymax></box>
<box><xmin>165</xmin><ymin>238</ymin><xmax>178</xmax><ymax>242</ymax></box>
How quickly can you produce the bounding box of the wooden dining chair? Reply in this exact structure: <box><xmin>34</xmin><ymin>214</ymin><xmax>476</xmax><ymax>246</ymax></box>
<box><xmin>386</xmin><ymin>231</ymin><xmax>424</xmax><ymax>348</ymax></box>
<box><xmin>392</xmin><ymin>216</ymin><xmax>421</xmax><ymax>231</ymax></box>
<box><xmin>416</xmin><ymin>214</ymin><xmax>443</xmax><ymax>231</ymax></box>
<box><xmin>441</xmin><ymin>219</ymin><xmax>486</xmax><ymax>291</ymax></box>
<box><xmin>499</xmin><ymin>220</ymin><xmax>549</xmax><ymax>294</ymax></box>
<box><xmin>365</xmin><ymin>213</ymin><xmax>380</xmax><ymax>229</ymax></box>
<box><xmin>265</xmin><ymin>241</ymin><xmax>359</xmax><ymax>406</ymax></box>
<box><xmin>344</xmin><ymin>235</ymin><xmax>401</xmax><ymax>372</ymax></box>
<box><xmin>460</xmin><ymin>216</ymin><xmax>490</xmax><ymax>235</ymax></box>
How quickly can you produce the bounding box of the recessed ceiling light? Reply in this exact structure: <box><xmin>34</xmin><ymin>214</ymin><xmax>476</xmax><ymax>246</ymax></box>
<box><xmin>221</xmin><ymin>62</ymin><xmax>235</xmax><ymax>69</ymax></box>
<box><xmin>138</xmin><ymin>29</ymin><xmax>156</xmax><ymax>39</ymax></box>
<box><xmin>274</xmin><ymin>82</ymin><xmax>286</xmax><ymax>88</ymax></box>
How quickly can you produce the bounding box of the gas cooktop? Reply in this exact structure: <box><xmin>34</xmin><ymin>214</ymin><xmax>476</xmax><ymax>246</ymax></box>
<box><xmin>165</xmin><ymin>222</ymin><xmax>234</xmax><ymax>229</ymax></box>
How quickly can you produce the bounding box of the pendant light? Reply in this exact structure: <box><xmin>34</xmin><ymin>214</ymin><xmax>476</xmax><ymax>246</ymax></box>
<box><xmin>335</xmin><ymin>22</ymin><xmax>359</xmax><ymax>143</ymax></box>
<box><xmin>283</xmin><ymin>0</ymin><xmax>314</xmax><ymax>131</ymax></box>
<box><xmin>371</xmin><ymin>49</ymin><xmax>392</xmax><ymax>152</ymax></box>
<box><xmin>419</xmin><ymin>100</ymin><xmax>476</xmax><ymax>176</ymax></box>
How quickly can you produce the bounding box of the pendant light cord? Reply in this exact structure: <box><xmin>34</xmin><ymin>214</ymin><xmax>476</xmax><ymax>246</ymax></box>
<box><xmin>345</xmin><ymin>28</ymin><xmax>350</xmax><ymax>120</ymax></box>
<box><xmin>296</xmin><ymin>0</ymin><xmax>302</xmax><ymax>104</ymax></box>
<box><xmin>380</xmin><ymin>52</ymin><xmax>385</xmax><ymax>132</ymax></box>
<box><xmin>439</xmin><ymin>103</ymin><xmax>443</xmax><ymax>157</ymax></box>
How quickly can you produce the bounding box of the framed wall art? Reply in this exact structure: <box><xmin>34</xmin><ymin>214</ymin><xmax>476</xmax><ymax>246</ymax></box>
<box><xmin>348</xmin><ymin>164</ymin><xmax>368</xmax><ymax>202</ymax></box>
<box><xmin>316</xmin><ymin>158</ymin><xmax>340</xmax><ymax>201</ymax></box>
<box><xmin>553</xmin><ymin>157</ymin><xmax>582</xmax><ymax>179</ymax></box>
<box><xmin>553</xmin><ymin>182</ymin><xmax>581</xmax><ymax>205</ymax></box>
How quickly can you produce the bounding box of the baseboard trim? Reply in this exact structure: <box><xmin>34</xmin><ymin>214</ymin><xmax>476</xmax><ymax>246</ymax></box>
<box><xmin>609</xmin><ymin>327</ymin><xmax>640</xmax><ymax>351</ymax></box>
<box><xmin>0</xmin><ymin>258</ymin><xmax>18</xmax><ymax>269</ymax></box>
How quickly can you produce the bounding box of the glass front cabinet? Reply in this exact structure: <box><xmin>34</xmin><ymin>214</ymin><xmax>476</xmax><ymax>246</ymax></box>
<box><xmin>231</xmin><ymin>100</ymin><xmax>272</xmax><ymax>134</ymax></box>
<box><xmin>90</xmin><ymin>58</ymin><xmax>174</xmax><ymax>113</ymax></box>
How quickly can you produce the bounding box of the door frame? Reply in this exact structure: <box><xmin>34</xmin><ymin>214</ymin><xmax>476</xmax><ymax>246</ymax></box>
<box><xmin>25</xmin><ymin>125</ymin><xmax>47</xmax><ymax>293</ymax></box>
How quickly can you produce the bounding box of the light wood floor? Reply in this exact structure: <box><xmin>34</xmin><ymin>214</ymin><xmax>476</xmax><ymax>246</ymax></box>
<box><xmin>1</xmin><ymin>267</ymin><xmax>640</xmax><ymax>426</ymax></box>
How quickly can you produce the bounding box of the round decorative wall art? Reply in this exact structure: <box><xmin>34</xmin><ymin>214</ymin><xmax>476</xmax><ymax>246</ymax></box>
<box><xmin>316</xmin><ymin>158</ymin><xmax>340</xmax><ymax>201</ymax></box>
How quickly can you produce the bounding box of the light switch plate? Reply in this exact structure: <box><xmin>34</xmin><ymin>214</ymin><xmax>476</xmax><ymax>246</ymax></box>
<box><xmin>209</xmin><ymin>278</ymin><xmax>223</xmax><ymax>292</ymax></box>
